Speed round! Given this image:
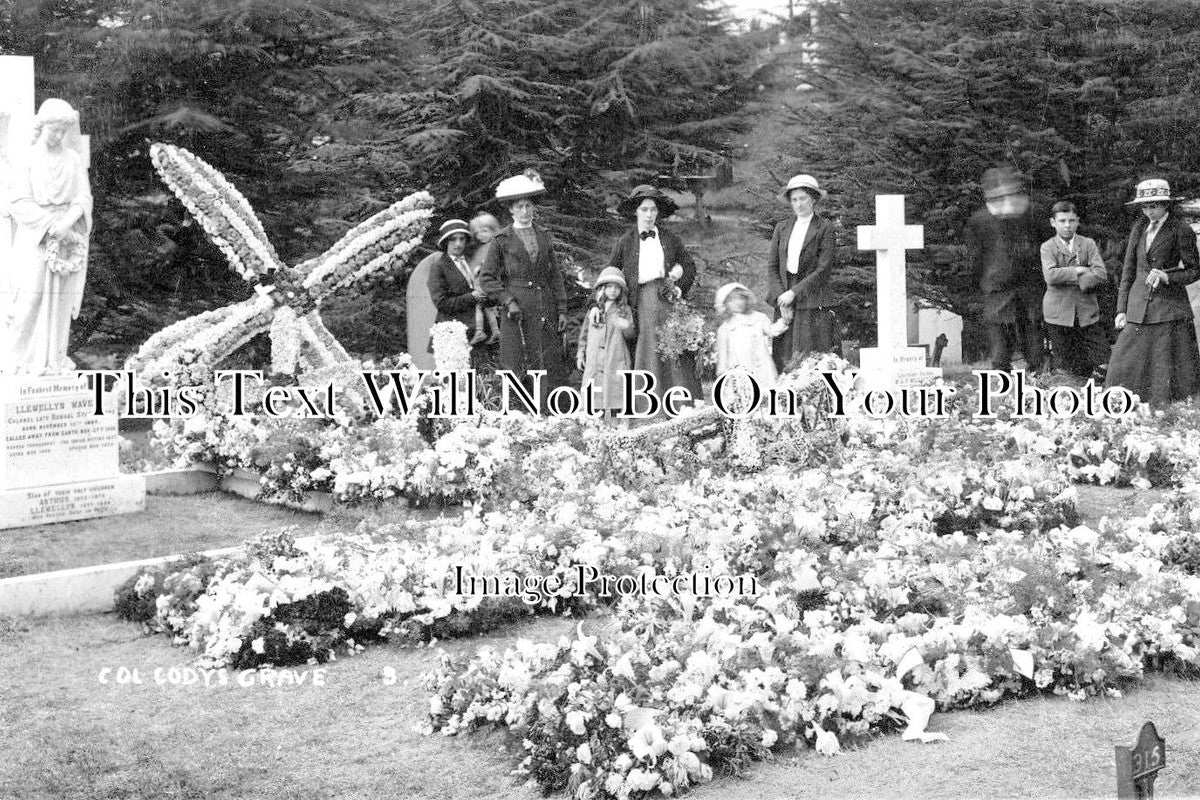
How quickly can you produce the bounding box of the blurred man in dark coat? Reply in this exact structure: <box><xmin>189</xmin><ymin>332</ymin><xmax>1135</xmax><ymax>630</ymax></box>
<box><xmin>964</xmin><ymin>166</ymin><xmax>1045</xmax><ymax>372</ymax></box>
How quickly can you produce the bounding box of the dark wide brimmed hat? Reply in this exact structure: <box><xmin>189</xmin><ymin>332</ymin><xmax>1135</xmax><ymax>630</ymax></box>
<box><xmin>436</xmin><ymin>218</ymin><xmax>471</xmax><ymax>249</ymax></box>
<box><xmin>617</xmin><ymin>185</ymin><xmax>679</xmax><ymax>221</ymax></box>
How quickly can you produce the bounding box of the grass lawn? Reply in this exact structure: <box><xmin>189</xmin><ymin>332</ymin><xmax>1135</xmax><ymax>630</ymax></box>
<box><xmin>0</xmin><ymin>443</ymin><xmax>1193</xmax><ymax>798</ymax></box>
<box><xmin>1</xmin><ymin>611</ymin><xmax>1197</xmax><ymax>800</ymax></box>
<box><xmin>0</xmin><ymin>490</ymin><xmax>443</xmax><ymax>579</ymax></box>
<box><xmin>0</xmin><ymin>493</ymin><xmax>330</xmax><ymax>579</ymax></box>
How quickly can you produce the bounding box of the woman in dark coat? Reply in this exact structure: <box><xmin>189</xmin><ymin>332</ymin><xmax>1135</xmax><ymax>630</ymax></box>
<box><xmin>1105</xmin><ymin>178</ymin><xmax>1200</xmax><ymax>405</ymax></box>
<box><xmin>478</xmin><ymin>170</ymin><xmax>569</xmax><ymax>408</ymax></box>
<box><xmin>765</xmin><ymin>174</ymin><xmax>838</xmax><ymax>371</ymax></box>
<box><xmin>606</xmin><ymin>185</ymin><xmax>699</xmax><ymax>412</ymax></box>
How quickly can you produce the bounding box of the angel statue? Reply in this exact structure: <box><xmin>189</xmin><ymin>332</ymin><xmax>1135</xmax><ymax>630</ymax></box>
<box><xmin>0</xmin><ymin>98</ymin><xmax>92</xmax><ymax>375</ymax></box>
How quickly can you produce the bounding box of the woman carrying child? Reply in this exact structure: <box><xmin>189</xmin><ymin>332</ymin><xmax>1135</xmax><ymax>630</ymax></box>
<box><xmin>427</xmin><ymin>218</ymin><xmax>498</xmax><ymax>363</ymax></box>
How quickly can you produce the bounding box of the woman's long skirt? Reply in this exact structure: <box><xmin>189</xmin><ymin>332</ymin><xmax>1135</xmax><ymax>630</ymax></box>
<box><xmin>774</xmin><ymin>307</ymin><xmax>837</xmax><ymax>373</ymax></box>
<box><xmin>497</xmin><ymin>282</ymin><xmax>567</xmax><ymax>411</ymax></box>
<box><xmin>633</xmin><ymin>281</ymin><xmax>701</xmax><ymax>414</ymax></box>
<box><xmin>1105</xmin><ymin>318</ymin><xmax>1200</xmax><ymax>406</ymax></box>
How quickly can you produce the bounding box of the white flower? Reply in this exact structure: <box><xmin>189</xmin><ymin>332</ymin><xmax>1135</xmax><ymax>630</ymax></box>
<box><xmin>625</xmin><ymin>768</ymin><xmax>660</xmax><ymax>792</ymax></box>
<box><xmin>812</xmin><ymin>724</ymin><xmax>841</xmax><ymax>756</ymax></box>
<box><xmin>565</xmin><ymin>710</ymin><xmax>589</xmax><ymax>736</ymax></box>
<box><xmin>133</xmin><ymin>573</ymin><xmax>155</xmax><ymax>597</ymax></box>
<box><xmin>612</xmin><ymin>653</ymin><xmax>636</xmax><ymax>681</ymax></box>
<box><xmin>1072</xmin><ymin>611</ymin><xmax>1109</xmax><ymax>653</ymax></box>
<box><xmin>628</xmin><ymin>724</ymin><xmax>668</xmax><ymax>761</ymax></box>
<box><xmin>576</xmin><ymin>743</ymin><xmax>592</xmax><ymax>764</ymax></box>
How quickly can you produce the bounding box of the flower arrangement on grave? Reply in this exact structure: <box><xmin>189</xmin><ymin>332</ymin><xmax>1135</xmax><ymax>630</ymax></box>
<box><xmin>115</xmin><ymin>332</ymin><xmax>1200</xmax><ymax>798</ymax></box>
<box><xmin>430</xmin><ymin>320</ymin><xmax>472</xmax><ymax>372</ymax></box>
<box><xmin>421</xmin><ymin>468</ymin><xmax>1200</xmax><ymax>799</ymax></box>
<box><xmin>126</xmin><ymin>143</ymin><xmax>433</xmax><ymax>385</ymax></box>
<box><xmin>654</xmin><ymin>291</ymin><xmax>714</xmax><ymax>367</ymax></box>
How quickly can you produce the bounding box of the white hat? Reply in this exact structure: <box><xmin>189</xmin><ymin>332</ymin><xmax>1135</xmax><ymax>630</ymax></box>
<box><xmin>714</xmin><ymin>282</ymin><xmax>752</xmax><ymax>311</ymax></box>
<box><xmin>1126</xmin><ymin>178</ymin><xmax>1182</xmax><ymax>206</ymax></box>
<box><xmin>495</xmin><ymin>169</ymin><xmax>546</xmax><ymax>203</ymax></box>
<box><xmin>782</xmin><ymin>174</ymin><xmax>826</xmax><ymax>200</ymax></box>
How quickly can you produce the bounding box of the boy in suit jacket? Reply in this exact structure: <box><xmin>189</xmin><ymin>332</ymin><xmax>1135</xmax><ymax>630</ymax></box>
<box><xmin>1040</xmin><ymin>201</ymin><xmax>1110</xmax><ymax>378</ymax></box>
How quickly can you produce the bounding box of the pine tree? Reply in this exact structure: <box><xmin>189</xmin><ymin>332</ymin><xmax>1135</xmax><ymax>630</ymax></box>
<box><xmin>6</xmin><ymin>0</ymin><xmax>419</xmax><ymax>356</ymax></box>
<box><xmin>775</xmin><ymin>0</ymin><xmax>1200</xmax><ymax>355</ymax></box>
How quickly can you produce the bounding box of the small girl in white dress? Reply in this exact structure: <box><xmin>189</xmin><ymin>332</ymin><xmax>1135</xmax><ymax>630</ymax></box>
<box><xmin>715</xmin><ymin>282</ymin><xmax>791</xmax><ymax>393</ymax></box>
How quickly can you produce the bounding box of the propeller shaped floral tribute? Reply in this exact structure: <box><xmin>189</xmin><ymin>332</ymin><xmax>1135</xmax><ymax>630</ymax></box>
<box><xmin>125</xmin><ymin>143</ymin><xmax>433</xmax><ymax>387</ymax></box>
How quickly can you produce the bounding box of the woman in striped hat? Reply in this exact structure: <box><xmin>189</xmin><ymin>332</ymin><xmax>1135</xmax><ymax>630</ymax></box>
<box><xmin>426</xmin><ymin>218</ymin><xmax>495</xmax><ymax>356</ymax></box>
<box><xmin>1105</xmin><ymin>178</ymin><xmax>1200</xmax><ymax>405</ymax></box>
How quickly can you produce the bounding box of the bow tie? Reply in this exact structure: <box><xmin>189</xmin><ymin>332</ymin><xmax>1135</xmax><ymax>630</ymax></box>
<box><xmin>639</xmin><ymin>230</ymin><xmax>657</xmax><ymax>241</ymax></box>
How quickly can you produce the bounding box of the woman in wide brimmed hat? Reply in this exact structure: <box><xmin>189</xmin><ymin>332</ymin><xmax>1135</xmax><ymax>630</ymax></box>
<box><xmin>477</xmin><ymin>170</ymin><xmax>570</xmax><ymax>408</ymax></box>
<box><xmin>1105</xmin><ymin>178</ymin><xmax>1200</xmax><ymax>405</ymax></box>
<box><xmin>576</xmin><ymin>266</ymin><xmax>635</xmax><ymax>417</ymax></box>
<box><xmin>606</xmin><ymin>184</ymin><xmax>699</xmax><ymax>413</ymax></box>
<box><xmin>764</xmin><ymin>174</ymin><xmax>839</xmax><ymax>371</ymax></box>
<box><xmin>425</xmin><ymin>218</ymin><xmax>498</xmax><ymax>355</ymax></box>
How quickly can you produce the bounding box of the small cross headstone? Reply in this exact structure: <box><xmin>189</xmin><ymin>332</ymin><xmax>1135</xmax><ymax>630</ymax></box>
<box><xmin>855</xmin><ymin>194</ymin><xmax>943</xmax><ymax>388</ymax></box>
<box><xmin>1116</xmin><ymin>722</ymin><xmax>1166</xmax><ymax>799</ymax></box>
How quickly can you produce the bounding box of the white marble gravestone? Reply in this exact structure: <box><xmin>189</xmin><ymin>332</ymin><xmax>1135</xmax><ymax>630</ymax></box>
<box><xmin>917</xmin><ymin>307</ymin><xmax>963</xmax><ymax>366</ymax></box>
<box><xmin>0</xmin><ymin>376</ymin><xmax>144</xmax><ymax>529</ymax></box>
<box><xmin>406</xmin><ymin>253</ymin><xmax>438</xmax><ymax>371</ymax></box>
<box><xmin>0</xmin><ymin>57</ymin><xmax>144</xmax><ymax>529</ymax></box>
<box><xmin>855</xmin><ymin>195</ymin><xmax>943</xmax><ymax>388</ymax></box>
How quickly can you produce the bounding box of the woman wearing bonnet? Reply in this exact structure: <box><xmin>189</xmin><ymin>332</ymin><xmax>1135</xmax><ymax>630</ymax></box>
<box><xmin>2</xmin><ymin>98</ymin><xmax>92</xmax><ymax>374</ymax></box>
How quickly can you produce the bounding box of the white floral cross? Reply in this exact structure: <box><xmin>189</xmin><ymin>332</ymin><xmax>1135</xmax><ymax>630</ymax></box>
<box><xmin>126</xmin><ymin>143</ymin><xmax>433</xmax><ymax>381</ymax></box>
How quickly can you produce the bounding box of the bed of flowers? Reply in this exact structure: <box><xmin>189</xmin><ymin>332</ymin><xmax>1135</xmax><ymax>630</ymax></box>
<box><xmin>422</xmin><ymin>469</ymin><xmax>1200</xmax><ymax>800</ymax></box>
<box><xmin>116</xmin><ymin>352</ymin><xmax>1200</xmax><ymax>798</ymax></box>
<box><xmin>118</xmin><ymin>437</ymin><xmax>1084</xmax><ymax>667</ymax></box>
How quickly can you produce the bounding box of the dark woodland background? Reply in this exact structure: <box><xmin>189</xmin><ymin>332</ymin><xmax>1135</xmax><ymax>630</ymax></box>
<box><xmin>4</xmin><ymin>0</ymin><xmax>1200</xmax><ymax>363</ymax></box>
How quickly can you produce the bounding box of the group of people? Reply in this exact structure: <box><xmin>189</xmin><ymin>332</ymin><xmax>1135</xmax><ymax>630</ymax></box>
<box><xmin>422</xmin><ymin>173</ymin><xmax>706</xmax><ymax>415</ymax></box>
<box><xmin>419</xmin><ymin>161</ymin><xmax>1200</xmax><ymax>416</ymax></box>
<box><xmin>420</xmin><ymin>170</ymin><xmax>841</xmax><ymax>418</ymax></box>
<box><xmin>967</xmin><ymin>166</ymin><xmax>1200</xmax><ymax>406</ymax></box>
